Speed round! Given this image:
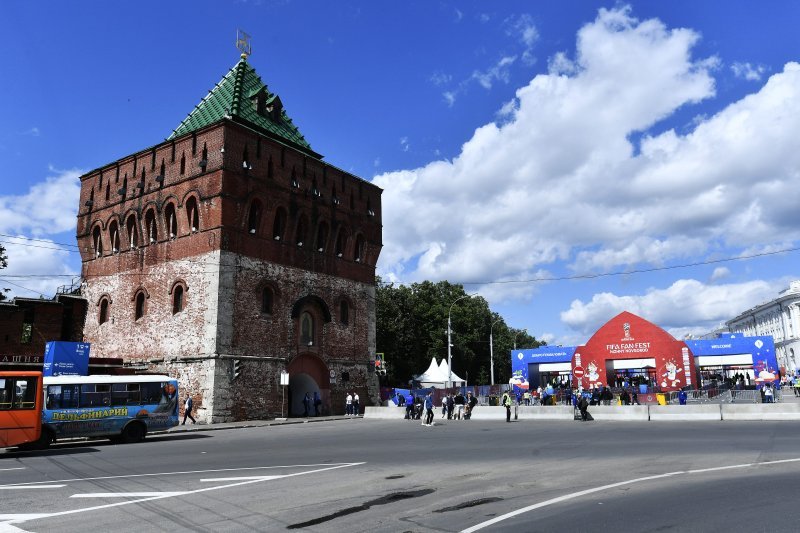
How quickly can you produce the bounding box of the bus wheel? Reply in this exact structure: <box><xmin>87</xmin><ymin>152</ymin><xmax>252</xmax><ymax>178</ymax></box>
<box><xmin>121</xmin><ymin>422</ymin><xmax>146</xmax><ymax>444</ymax></box>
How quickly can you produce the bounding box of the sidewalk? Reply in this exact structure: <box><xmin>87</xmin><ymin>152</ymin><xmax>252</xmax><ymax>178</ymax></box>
<box><xmin>166</xmin><ymin>414</ymin><xmax>361</xmax><ymax>434</ymax></box>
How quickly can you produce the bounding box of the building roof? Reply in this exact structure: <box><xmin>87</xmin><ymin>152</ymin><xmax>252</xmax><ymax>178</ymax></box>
<box><xmin>168</xmin><ymin>56</ymin><xmax>320</xmax><ymax>159</ymax></box>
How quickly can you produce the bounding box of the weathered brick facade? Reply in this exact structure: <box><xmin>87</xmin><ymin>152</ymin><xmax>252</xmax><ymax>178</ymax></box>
<box><xmin>76</xmin><ymin>59</ymin><xmax>382</xmax><ymax>422</ymax></box>
<box><xmin>0</xmin><ymin>295</ymin><xmax>87</xmax><ymax>367</ymax></box>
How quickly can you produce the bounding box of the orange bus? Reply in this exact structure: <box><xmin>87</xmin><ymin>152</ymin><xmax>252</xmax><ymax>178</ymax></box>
<box><xmin>0</xmin><ymin>371</ymin><xmax>43</xmax><ymax>449</ymax></box>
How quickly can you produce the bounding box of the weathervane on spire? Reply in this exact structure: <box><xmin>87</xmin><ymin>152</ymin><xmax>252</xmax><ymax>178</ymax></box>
<box><xmin>236</xmin><ymin>29</ymin><xmax>252</xmax><ymax>59</ymax></box>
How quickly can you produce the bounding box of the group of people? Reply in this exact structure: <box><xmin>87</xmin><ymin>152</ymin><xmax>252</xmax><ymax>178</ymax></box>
<box><xmin>398</xmin><ymin>391</ymin><xmax>479</xmax><ymax>424</ymax></box>
<box><xmin>344</xmin><ymin>392</ymin><xmax>360</xmax><ymax>416</ymax></box>
<box><xmin>302</xmin><ymin>392</ymin><xmax>323</xmax><ymax>417</ymax></box>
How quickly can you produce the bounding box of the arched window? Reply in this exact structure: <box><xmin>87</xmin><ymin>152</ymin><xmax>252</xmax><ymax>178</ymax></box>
<box><xmin>134</xmin><ymin>291</ymin><xmax>147</xmax><ymax>321</ymax></box>
<box><xmin>164</xmin><ymin>202</ymin><xmax>177</xmax><ymax>239</ymax></box>
<box><xmin>354</xmin><ymin>234</ymin><xmax>365</xmax><ymax>263</ymax></box>
<box><xmin>145</xmin><ymin>209</ymin><xmax>158</xmax><ymax>243</ymax></box>
<box><xmin>109</xmin><ymin>221</ymin><xmax>120</xmax><ymax>253</ymax></box>
<box><xmin>186</xmin><ymin>196</ymin><xmax>199</xmax><ymax>233</ymax></box>
<box><xmin>126</xmin><ymin>214</ymin><xmax>139</xmax><ymax>249</ymax></box>
<box><xmin>300</xmin><ymin>312</ymin><xmax>314</xmax><ymax>345</ymax></box>
<box><xmin>172</xmin><ymin>285</ymin><xmax>184</xmax><ymax>315</ymax></box>
<box><xmin>340</xmin><ymin>300</ymin><xmax>349</xmax><ymax>326</ymax></box>
<box><xmin>295</xmin><ymin>215</ymin><xmax>308</xmax><ymax>247</ymax></box>
<box><xmin>248</xmin><ymin>200</ymin><xmax>262</xmax><ymax>234</ymax></box>
<box><xmin>92</xmin><ymin>226</ymin><xmax>103</xmax><ymax>257</ymax></box>
<box><xmin>98</xmin><ymin>297</ymin><xmax>110</xmax><ymax>325</ymax></box>
<box><xmin>261</xmin><ymin>287</ymin><xmax>273</xmax><ymax>314</ymax></box>
<box><xmin>335</xmin><ymin>229</ymin><xmax>346</xmax><ymax>258</ymax></box>
<box><xmin>316</xmin><ymin>222</ymin><xmax>329</xmax><ymax>252</ymax></box>
<box><xmin>273</xmin><ymin>207</ymin><xmax>286</xmax><ymax>241</ymax></box>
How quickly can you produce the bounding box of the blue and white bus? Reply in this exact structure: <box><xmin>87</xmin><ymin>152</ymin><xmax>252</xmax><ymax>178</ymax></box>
<box><xmin>41</xmin><ymin>374</ymin><xmax>179</xmax><ymax>446</ymax></box>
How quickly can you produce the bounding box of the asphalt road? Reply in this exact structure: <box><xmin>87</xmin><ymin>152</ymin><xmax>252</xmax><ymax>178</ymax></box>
<box><xmin>2</xmin><ymin>417</ymin><xmax>799</xmax><ymax>532</ymax></box>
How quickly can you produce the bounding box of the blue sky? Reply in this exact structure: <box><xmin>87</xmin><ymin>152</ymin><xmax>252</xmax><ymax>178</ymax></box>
<box><xmin>1</xmin><ymin>1</ymin><xmax>799</xmax><ymax>346</ymax></box>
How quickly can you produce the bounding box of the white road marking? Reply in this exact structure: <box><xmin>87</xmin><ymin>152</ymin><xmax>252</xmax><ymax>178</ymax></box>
<box><xmin>0</xmin><ymin>468</ymin><xmax>25</xmax><ymax>472</ymax></box>
<box><xmin>461</xmin><ymin>457</ymin><xmax>800</xmax><ymax>532</ymax></box>
<box><xmin>200</xmin><ymin>475</ymin><xmax>283</xmax><ymax>482</ymax></box>
<box><xmin>0</xmin><ymin>515</ymin><xmax>50</xmax><ymax>521</ymax></box>
<box><xmin>0</xmin><ymin>486</ymin><xmax>65</xmax><ymax>490</ymax></box>
<box><xmin>71</xmin><ymin>492</ymin><xmax>189</xmax><ymax>498</ymax></box>
<box><xmin>0</xmin><ymin>462</ymin><xmax>352</xmax><ymax>488</ymax></box>
<box><xmin>3</xmin><ymin>462</ymin><xmax>364</xmax><ymax>526</ymax></box>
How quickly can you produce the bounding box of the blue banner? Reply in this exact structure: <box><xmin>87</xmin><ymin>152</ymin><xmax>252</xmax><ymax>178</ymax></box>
<box><xmin>43</xmin><ymin>341</ymin><xmax>90</xmax><ymax>376</ymax></box>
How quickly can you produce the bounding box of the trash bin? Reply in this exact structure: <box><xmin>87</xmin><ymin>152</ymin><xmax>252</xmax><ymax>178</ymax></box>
<box><xmin>488</xmin><ymin>395</ymin><xmax>499</xmax><ymax>406</ymax></box>
<box><xmin>656</xmin><ymin>393</ymin><xmax>667</xmax><ymax>405</ymax></box>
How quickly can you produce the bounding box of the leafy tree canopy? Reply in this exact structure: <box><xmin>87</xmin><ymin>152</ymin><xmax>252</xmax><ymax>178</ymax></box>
<box><xmin>375</xmin><ymin>277</ymin><xmax>544</xmax><ymax>387</ymax></box>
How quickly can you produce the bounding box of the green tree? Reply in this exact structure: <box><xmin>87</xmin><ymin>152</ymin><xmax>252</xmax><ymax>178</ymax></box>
<box><xmin>375</xmin><ymin>277</ymin><xmax>545</xmax><ymax>388</ymax></box>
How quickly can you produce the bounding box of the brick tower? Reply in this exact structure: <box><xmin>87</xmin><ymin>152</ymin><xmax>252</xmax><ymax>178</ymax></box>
<box><xmin>76</xmin><ymin>54</ymin><xmax>383</xmax><ymax>422</ymax></box>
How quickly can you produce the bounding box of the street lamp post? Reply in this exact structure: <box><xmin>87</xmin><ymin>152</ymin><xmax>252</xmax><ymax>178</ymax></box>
<box><xmin>489</xmin><ymin>318</ymin><xmax>501</xmax><ymax>386</ymax></box>
<box><xmin>447</xmin><ymin>294</ymin><xmax>474</xmax><ymax>390</ymax></box>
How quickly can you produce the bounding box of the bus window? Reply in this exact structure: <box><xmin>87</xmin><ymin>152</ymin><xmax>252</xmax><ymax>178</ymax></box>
<box><xmin>141</xmin><ymin>382</ymin><xmax>163</xmax><ymax>405</ymax></box>
<box><xmin>15</xmin><ymin>377</ymin><xmax>37</xmax><ymax>409</ymax></box>
<box><xmin>1</xmin><ymin>378</ymin><xmax>37</xmax><ymax>410</ymax></box>
<box><xmin>112</xmin><ymin>383</ymin><xmax>141</xmax><ymax>405</ymax></box>
<box><xmin>0</xmin><ymin>378</ymin><xmax>12</xmax><ymax>410</ymax></box>
<box><xmin>47</xmin><ymin>384</ymin><xmax>81</xmax><ymax>409</ymax></box>
<box><xmin>80</xmin><ymin>383</ymin><xmax>111</xmax><ymax>407</ymax></box>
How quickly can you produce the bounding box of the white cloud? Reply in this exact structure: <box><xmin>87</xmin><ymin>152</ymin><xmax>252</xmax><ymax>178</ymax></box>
<box><xmin>731</xmin><ymin>61</ymin><xmax>767</xmax><ymax>81</ymax></box>
<box><xmin>442</xmin><ymin>91</ymin><xmax>456</xmax><ymax>107</ymax></box>
<box><xmin>22</xmin><ymin>127</ymin><xmax>40</xmax><ymax>137</ymax></box>
<box><xmin>373</xmin><ymin>6</ymin><xmax>800</xmax><ymax>338</ymax></box>
<box><xmin>471</xmin><ymin>55</ymin><xmax>517</xmax><ymax>89</ymax></box>
<box><xmin>430</xmin><ymin>71</ymin><xmax>452</xmax><ymax>87</ymax></box>
<box><xmin>0</xmin><ymin>167</ymin><xmax>82</xmax><ymax>236</ymax></box>
<box><xmin>710</xmin><ymin>267</ymin><xmax>730</xmax><ymax>282</ymax></box>
<box><xmin>0</xmin><ymin>167</ymin><xmax>83</xmax><ymax>299</ymax></box>
<box><xmin>399</xmin><ymin>137</ymin><xmax>410</xmax><ymax>152</ymax></box>
<box><xmin>559</xmin><ymin>278</ymin><xmax>782</xmax><ymax>338</ymax></box>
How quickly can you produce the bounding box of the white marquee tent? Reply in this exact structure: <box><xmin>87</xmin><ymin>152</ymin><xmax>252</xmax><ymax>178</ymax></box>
<box><xmin>412</xmin><ymin>357</ymin><xmax>465</xmax><ymax>388</ymax></box>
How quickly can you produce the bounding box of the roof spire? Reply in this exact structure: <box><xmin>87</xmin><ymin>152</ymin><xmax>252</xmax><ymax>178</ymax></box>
<box><xmin>236</xmin><ymin>29</ymin><xmax>252</xmax><ymax>61</ymax></box>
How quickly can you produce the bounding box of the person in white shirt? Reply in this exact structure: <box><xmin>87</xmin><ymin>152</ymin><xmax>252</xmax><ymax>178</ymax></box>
<box><xmin>353</xmin><ymin>393</ymin><xmax>360</xmax><ymax>416</ymax></box>
<box><xmin>345</xmin><ymin>393</ymin><xmax>353</xmax><ymax>415</ymax></box>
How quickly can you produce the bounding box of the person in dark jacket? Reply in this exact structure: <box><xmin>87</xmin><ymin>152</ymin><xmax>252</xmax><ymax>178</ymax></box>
<box><xmin>454</xmin><ymin>392</ymin><xmax>466</xmax><ymax>420</ymax></box>
<box><xmin>578</xmin><ymin>396</ymin><xmax>590</xmax><ymax>421</ymax></box>
<box><xmin>422</xmin><ymin>392</ymin><xmax>435</xmax><ymax>426</ymax></box>
<box><xmin>182</xmin><ymin>395</ymin><xmax>196</xmax><ymax>425</ymax></box>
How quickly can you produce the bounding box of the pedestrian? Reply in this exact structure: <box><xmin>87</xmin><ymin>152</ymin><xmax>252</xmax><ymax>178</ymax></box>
<box><xmin>182</xmin><ymin>395</ymin><xmax>196</xmax><ymax>425</ymax></box>
<box><xmin>678</xmin><ymin>389</ymin><xmax>688</xmax><ymax>405</ymax></box>
<box><xmin>578</xmin><ymin>395</ymin><xmax>590</xmax><ymax>421</ymax></box>
<box><xmin>422</xmin><ymin>392</ymin><xmax>434</xmax><ymax>426</ymax></box>
<box><xmin>353</xmin><ymin>392</ymin><xmax>360</xmax><ymax>416</ymax></box>
<box><xmin>314</xmin><ymin>391</ymin><xmax>322</xmax><ymax>416</ymax></box>
<box><xmin>345</xmin><ymin>392</ymin><xmax>353</xmax><ymax>416</ymax></box>
<box><xmin>441</xmin><ymin>395</ymin><xmax>448</xmax><ymax>418</ymax></box>
<box><xmin>467</xmin><ymin>391</ymin><xmax>478</xmax><ymax>419</ymax></box>
<box><xmin>501</xmin><ymin>390</ymin><xmax>512</xmax><ymax>422</ymax></box>
<box><xmin>446</xmin><ymin>394</ymin><xmax>454</xmax><ymax>420</ymax></box>
<box><xmin>454</xmin><ymin>391</ymin><xmax>466</xmax><ymax>420</ymax></box>
<box><xmin>302</xmin><ymin>392</ymin><xmax>311</xmax><ymax>417</ymax></box>
<box><xmin>764</xmin><ymin>384</ymin><xmax>774</xmax><ymax>403</ymax></box>
<box><xmin>405</xmin><ymin>395</ymin><xmax>415</xmax><ymax>419</ymax></box>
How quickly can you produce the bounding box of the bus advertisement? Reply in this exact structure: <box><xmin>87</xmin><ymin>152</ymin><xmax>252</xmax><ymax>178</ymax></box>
<box><xmin>1</xmin><ymin>372</ymin><xmax>179</xmax><ymax>449</ymax></box>
<box><xmin>42</xmin><ymin>375</ymin><xmax>179</xmax><ymax>446</ymax></box>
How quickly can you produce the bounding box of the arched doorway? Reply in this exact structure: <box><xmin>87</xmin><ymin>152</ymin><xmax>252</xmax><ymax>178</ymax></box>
<box><xmin>287</xmin><ymin>353</ymin><xmax>330</xmax><ymax>416</ymax></box>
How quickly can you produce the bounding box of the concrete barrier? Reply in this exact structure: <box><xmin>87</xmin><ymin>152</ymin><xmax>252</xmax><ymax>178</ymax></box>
<box><xmin>517</xmin><ymin>406</ymin><xmax>574</xmax><ymax>420</ymax></box>
<box><xmin>468</xmin><ymin>406</ymin><xmax>507</xmax><ymax>420</ymax></box>
<box><xmin>721</xmin><ymin>403</ymin><xmax>800</xmax><ymax>421</ymax></box>
<box><xmin>364</xmin><ymin>406</ymin><xmax>407</xmax><ymax>419</ymax></box>
<box><xmin>649</xmin><ymin>404</ymin><xmax>721</xmax><ymax>421</ymax></box>
<box><xmin>585</xmin><ymin>405</ymin><xmax>649</xmax><ymax>421</ymax></box>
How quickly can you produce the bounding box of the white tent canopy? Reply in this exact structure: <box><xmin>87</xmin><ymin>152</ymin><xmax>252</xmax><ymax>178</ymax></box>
<box><xmin>412</xmin><ymin>358</ymin><xmax>465</xmax><ymax>388</ymax></box>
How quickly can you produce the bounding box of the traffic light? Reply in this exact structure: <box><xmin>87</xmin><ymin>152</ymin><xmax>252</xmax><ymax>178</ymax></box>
<box><xmin>374</xmin><ymin>353</ymin><xmax>386</xmax><ymax>376</ymax></box>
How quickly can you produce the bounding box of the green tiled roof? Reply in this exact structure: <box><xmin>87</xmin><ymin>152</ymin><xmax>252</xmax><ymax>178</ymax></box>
<box><xmin>168</xmin><ymin>57</ymin><xmax>320</xmax><ymax>158</ymax></box>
